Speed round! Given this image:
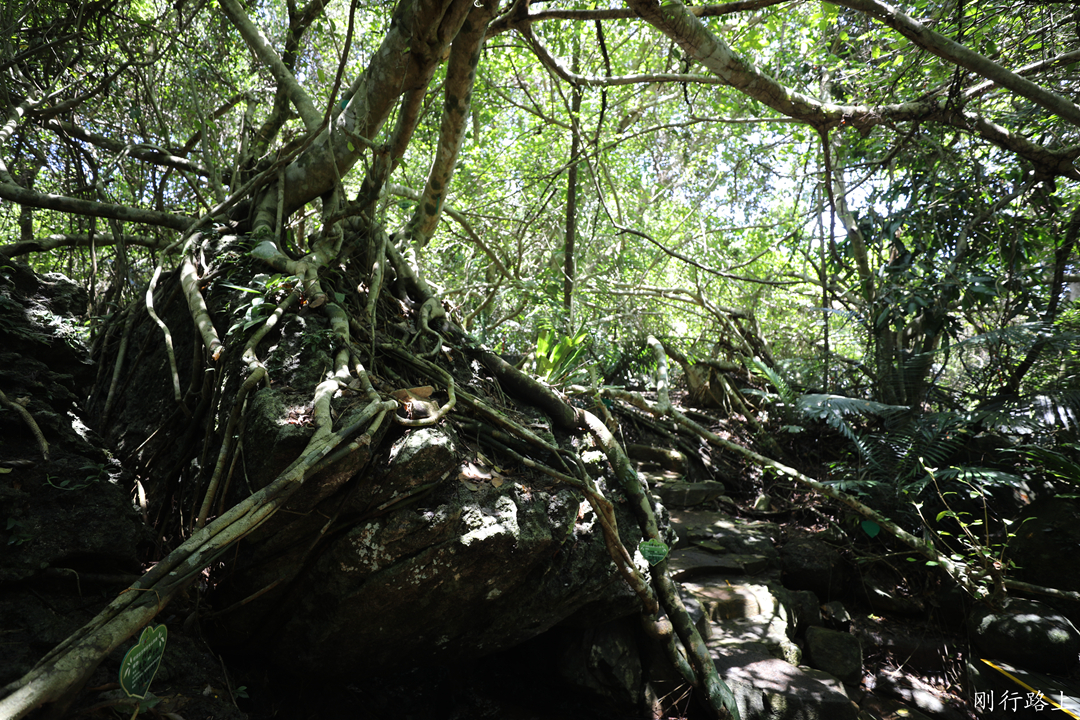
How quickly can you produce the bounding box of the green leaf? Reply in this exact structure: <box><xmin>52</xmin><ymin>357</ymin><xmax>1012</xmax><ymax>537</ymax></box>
<box><xmin>220</xmin><ymin>283</ymin><xmax>262</xmax><ymax>294</ymax></box>
<box><xmin>317</xmin><ymin>67</ymin><xmax>327</xmax><ymax>83</ymax></box>
<box><xmin>860</xmin><ymin>520</ymin><xmax>880</xmax><ymax>538</ymax></box>
<box><xmin>347</xmin><ymin>141</ymin><xmax>355</xmax><ymax>152</ymax></box>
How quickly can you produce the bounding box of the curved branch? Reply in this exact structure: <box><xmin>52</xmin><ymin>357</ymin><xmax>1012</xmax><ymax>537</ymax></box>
<box><xmin>488</xmin><ymin>0</ymin><xmax>787</xmax><ymax>36</ymax></box>
<box><xmin>620</xmin><ymin>0</ymin><xmax>1080</xmax><ymax>178</ymax></box>
<box><xmin>0</xmin><ymin>233</ymin><xmax>175</xmax><ymax>256</ymax></box>
<box><xmin>282</xmin><ymin>0</ymin><xmax>473</xmax><ymax>215</ymax></box>
<box><xmin>0</xmin><ymin>389</ymin><xmax>49</xmax><ymax>461</ymax></box>
<box><xmin>386</xmin><ymin>183</ymin><xmax>511</xmax><ymax>278</ymax></box>
<box><xmin>964</xmin><ymin>47</ymin><xmax>1080</xmax><ymax>103</ymax></box>
<box><xmin>522</xmin><ymin>27</ymin><xmax>727</xmax><ymax>88</ymax></box>
<box><xmin>0</xmin><ymin>179</ymin><xmax>192</xmax><ymax>230</ymax></box>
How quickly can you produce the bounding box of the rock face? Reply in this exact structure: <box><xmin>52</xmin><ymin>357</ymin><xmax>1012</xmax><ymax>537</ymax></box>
<box><xmin>714</xmin><ymin>645</ymin><xmax>858</xmax><ymax>720</ymax></box>
<box><xmin>0</xmin><ymin>261</ymin><xmax>148</xmax><ymax>584</ymax></box>
<box><xmin>267</xmin><ymin>459</ymin><xmax>644</xmax><ymax>674</ymax></box>
<box><xmin>68</xmin><ymin>266</ymin><xmax>651</xmax><ymax>679</ymax></box>
<box><xmin>0</xmin><ymin>261</ymin><xmax>242</xmax><ymax>720</ymax></box>
<box><xmin>803</xmin><ymin>626</ymin><xmax>862</xmax><ymax>685</ymax></box>
<box><xmin>1007</xmin><ymin>497</ymin><xmax>1080</xmax><ymax>597</ymax></box>
<box><xmin>780</xmin><ymin>535</ymin><xmax>846</xmax><ymax>601</ymax></box>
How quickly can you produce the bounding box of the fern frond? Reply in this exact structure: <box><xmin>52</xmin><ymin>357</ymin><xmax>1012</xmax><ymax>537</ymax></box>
<box><xmin>747</xmin><ymin>357</ymin><xmax>797</xmax><ymax>405</ymax></box>
<box><xmin>1015</xmin><ymin>445</ymin><xmax>1080</xmax><ymax>485</ymax></box>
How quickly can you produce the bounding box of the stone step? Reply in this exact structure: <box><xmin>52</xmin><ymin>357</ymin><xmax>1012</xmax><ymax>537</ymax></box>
<box><xmin>667</xmin><ymin>510</ymin><xmax>859</xmax><ymax>719</ymax></box>
<box><xmin>652</xmin><ymin>480</ymin><xmax>727</xmax><ymax>508</ymax></box>
<box><xmin>667</xmin><ymin>509</ymin><xmax>779</xmax><ymax>566</ymax></box>
<box><xmin>713</xmin><ymin>644</ymin><xmax>859</xmax><ymax>720</ymax></box>
<box><xmin>667</xmin><ymin>547</ymin><xmax>772</xmax><ymax>579</ymax></box>
<box><xmin>682</xmin><ymin>576</ymin><xmax>802</xmax><ymax>664</ymax></box>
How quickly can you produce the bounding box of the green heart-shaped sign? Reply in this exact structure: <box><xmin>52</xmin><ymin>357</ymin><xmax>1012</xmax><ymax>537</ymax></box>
<box><xmin>639</xmin><ymin>538</ymin><xmax>669</xmax><ymax>566</ymax></box>
<box><xmin>120</xmin><ymin>624</ymin><xmax>168</xmax><ymax>699</ymax></box>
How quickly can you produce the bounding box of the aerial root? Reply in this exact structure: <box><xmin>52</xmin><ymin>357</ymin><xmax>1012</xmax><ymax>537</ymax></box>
<box><xmin>0</xmin><ymin>388</ymin><xmax>49</xmax><ymax>461</ymax></box>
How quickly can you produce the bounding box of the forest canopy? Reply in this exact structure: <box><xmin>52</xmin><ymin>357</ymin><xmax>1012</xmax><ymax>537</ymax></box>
<box><xmin>2</xmin><ymin>0</ymin><xmax>1078</xmax><ymax>400</ymax></box>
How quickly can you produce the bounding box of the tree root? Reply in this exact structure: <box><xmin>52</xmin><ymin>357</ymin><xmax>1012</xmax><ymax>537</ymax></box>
<box><xmin>593</xmin><ymin>335</ymin><xmax>1080</xmax><ymax>606</ymax></box>
<box><xmin>102</xmin><ymin>303</ymin><xmax>137</xmax><ymax>420</ymax></box>
<box><xmin>468</xmin><ymin>344</ymin><xmax>740</xmax><ymax>719</ymax></box>
<box><xmin>0</xmin><ymin>395</ymin><xmax>393</xmax><ymax>720</ymax></box>
<box><xmin>0</xmin><ymin>388</ymin><xmax>49</xmax><ymax>461</ymax></box>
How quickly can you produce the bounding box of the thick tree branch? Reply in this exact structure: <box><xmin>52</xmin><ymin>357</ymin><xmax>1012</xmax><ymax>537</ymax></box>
<box><xmin>48</xmin><ymin>120</ymin><xmax>210</xmax><ymax>176</ymax></box>
<box><xmin>217</xmin><ymin>0</ymin><xmax>322</xmax><ymax>132</ymax></box>
<box><xmin>408</xmin><ymin>0</ymin><xmax>498</xmax><ymax>246</ymax></box>
<box><xmin>619</xmin><ymin>0</ymin><xmax>1080</xmax><ymax>179</ymax></box>
<box><xmin>0</xmin><ymin>179</ymin><xmax>192</xmax><ymax>231</ymax></box>
<box><xmin>282</xmin><ymin>0</ymin><xmax>474</xmax><ymax>215</ymax></box>
<box><xmin>488</xmin><ymin>0</ymin><xmax>787</xmax><ymax>36</ymax></box>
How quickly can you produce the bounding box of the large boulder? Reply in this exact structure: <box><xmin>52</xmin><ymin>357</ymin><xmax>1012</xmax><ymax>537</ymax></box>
<box><xmin>803</xmin><ymin>626</ymin><xmax>862</xmax><ymax>685</ymax></box>
<box><xmin>968</xmin><ymin>597</ymin><xmax>1080</xmax><ymax>673</ymax></box>
<box><xmin>780</xmin><ymin>535</ymin><xmax>847</xmax><ymax>601</ymax></box>
<box><xmin>77</xmin><ymin>265</ymin><xmax>656</xmax><ymax>681</ymax></box>
<box><xmin>1007</xmin><ymin>497</ymin><xmax>1080</xmax><ymax>598</ymax></box>
<box><xmin>209</xmin><ymin>422</ymin><xmax>645</xmax><ymax>675</ymax></box>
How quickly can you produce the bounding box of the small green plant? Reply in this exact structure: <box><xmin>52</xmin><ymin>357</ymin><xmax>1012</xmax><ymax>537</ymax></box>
<box><xmin>6</xmin><ymin>517</ymin><xmax>32</xmax><ymax>546</ymax></box>
<box><xmin>743</xmin><ymin>357</ymin><xmax>802</xmax><ymax>427</ymax></box>
<box><xmin>46</xmin><ymin>463</ymin><xmax>107</xmax><ymax>491</ymax></box>
<box><xmin>224</xmin><ymin>273</ymin><xmax>297</xmax><ymax>337</ymax></box>
<box><xmin>917</xmin><ymin>460</ymin><xmax>1029</xmax><ymax>595</ymax></box>
<box><xmin>535</xmin><ymin>327</ymin><xmax>588</xmax><ymax>384</ymax></box>
<box><xmin>300</xmin><ymin>328</ymin><xmax>339</xmax><ymax>354</ymax></box>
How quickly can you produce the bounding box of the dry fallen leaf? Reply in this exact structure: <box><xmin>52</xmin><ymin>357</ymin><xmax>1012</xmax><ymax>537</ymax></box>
<box><xmin>390</xmin><ymin>386</ymin><xmax>434</xmax><ymax>401</ymax></box>
<box><xmin>491</xmin><ymin>475</ymin><xmax>504</xmax><ymax>488</ymax></box>
<box><xmin>462</xmin><ymin>481</ymin><xmax>480</xmax><ymax>491</ymax></box>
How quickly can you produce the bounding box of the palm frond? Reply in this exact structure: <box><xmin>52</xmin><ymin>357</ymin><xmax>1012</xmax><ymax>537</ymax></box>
<box><xmin>973</xmin><ymin>389</ymin><xmax>1080</xmax><ymax>435</ymax></box>
<box><xmin>796</xmin><ymin>394</ymin><xmax>909</xmax><ymax>421</ymax></box>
